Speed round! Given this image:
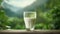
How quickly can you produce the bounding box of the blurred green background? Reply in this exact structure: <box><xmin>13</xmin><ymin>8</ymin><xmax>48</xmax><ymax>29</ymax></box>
<box><xmin>0</xmin><ymin>0</ymin><xmax>60</xmax><ymax>30</ymax></box>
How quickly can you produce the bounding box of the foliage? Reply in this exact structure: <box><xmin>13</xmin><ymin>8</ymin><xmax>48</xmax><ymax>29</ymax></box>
<box><xmin>35</xmin><ymin>0</ymin><xmax>60</xmax><ymax>29</ymax></box>
<box><xmin>0</xmin><ymin>0</ymin><xmax>2</xmax><ymax>5</ymax></box>
<box><xmin>7</xmin><ymin>17</ymin><xmax>25</xmax><ymax>29</ymax></box>
<box><xmin>0</xmin><ymin>10</ymin><xmax>8</xmax><ymax>30</ymax></box>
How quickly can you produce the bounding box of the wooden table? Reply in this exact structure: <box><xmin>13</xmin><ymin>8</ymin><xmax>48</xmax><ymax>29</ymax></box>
<box><xmin>0</xmin><ymin>30</ymin><xmax>60</xmax><ymax>34</ymax></box>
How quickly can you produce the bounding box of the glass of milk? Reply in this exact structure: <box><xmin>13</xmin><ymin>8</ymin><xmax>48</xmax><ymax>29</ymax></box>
<box><xmin>24</xmin><ymin>12</ymin><xmax>36</xmax><ymax>31</ymax></box>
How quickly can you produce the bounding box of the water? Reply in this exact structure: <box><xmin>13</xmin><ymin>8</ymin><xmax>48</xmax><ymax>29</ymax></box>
<box><xmin>24</xmin><ymin>18</ymin><xmax>36</xmax><ymax>31</ymax></box>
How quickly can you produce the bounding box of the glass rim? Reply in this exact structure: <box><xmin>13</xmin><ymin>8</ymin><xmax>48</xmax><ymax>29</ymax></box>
<box><xmin>24</xmin><ymin>12</ymin><xmax>36</xmax><ymax>13</ymax></box>
<box><xmin>23</xmin><ymin>12</ymin><xmax>36</xmax><ymax>18</ymax></box>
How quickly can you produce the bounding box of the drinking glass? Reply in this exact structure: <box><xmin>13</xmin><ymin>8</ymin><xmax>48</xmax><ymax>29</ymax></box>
<box><xmin>23</xmin><ymin>12</ymin><xmax>36</xmax><ymax>31</ymax></box>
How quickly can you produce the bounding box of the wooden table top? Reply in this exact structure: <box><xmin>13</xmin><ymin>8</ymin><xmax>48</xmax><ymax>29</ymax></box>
<box><xmin>0</xmin><ymin>30</ymin><xmax>60</xmax><ymax>34</ymax></box>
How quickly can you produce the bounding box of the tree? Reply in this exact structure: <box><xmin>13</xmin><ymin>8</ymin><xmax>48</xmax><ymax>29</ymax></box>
<box><xmin>0</xmin><ymin>10</ymin><xmax>8</xmax><ymax>30</ymax></box>
<box><xmin>35</xmin><ymin>0</ymin><xmax>60</xmax><ymax>29</ymax></box>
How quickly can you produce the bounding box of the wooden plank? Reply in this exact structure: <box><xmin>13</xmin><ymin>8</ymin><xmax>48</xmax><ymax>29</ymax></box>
<box><xmin>0</xmin><ymin>30</ymin><xmax>60</xmax><ymax>34</ymax></box>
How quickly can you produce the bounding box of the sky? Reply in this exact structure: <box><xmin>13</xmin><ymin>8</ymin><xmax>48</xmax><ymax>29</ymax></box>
<box><xmin>4</xmin><ymin>0</ymin><xmax>36</xmax><ymax>8</ymax></box>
